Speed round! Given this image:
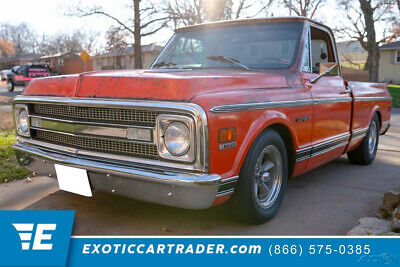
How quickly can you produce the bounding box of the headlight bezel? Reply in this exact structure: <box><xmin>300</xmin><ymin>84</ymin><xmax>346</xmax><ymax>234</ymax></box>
<box><xmin>14</xmin><ymin>104</ymin><xmax>30</xmax><ymax>137</ymax></box>
<box><xmin>156</xmin><ymin>114</ymin><xmax>195</xmax><ymax>162</ymax></box>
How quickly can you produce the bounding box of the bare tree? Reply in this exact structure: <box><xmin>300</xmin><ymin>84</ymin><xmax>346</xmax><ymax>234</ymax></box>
<box><xmin>106</xmin><ymin>26</ymin><xmax>130</xmax><ymax>51</ymax></box>
<box><xmin>68</xmin><ymin>0</ymin><xmax>168</xmax><ymax>69</ymax></box>
<box><xmin>0</xmin><ymin>39</ymin><xmax>14</xmax><ymax>58</ymax></box>
<box><xmin>0</xmin><ymin>23</ymin><xmax>37</xmax><ymax>55</ymax></box>
<box><xmin>336</xmin><ymin>0</ymin><xmax>399</xmax><ymax>82</ymax></box>
<box><xmin>163</xmin><ymin>0</ymin><xmax>273</xmax><ymax>28</ymax></box>
<box><xmin>35</xmin><ymin>30</ymin><xmax>101</xmax><ymax>56</ymax></box>
<box><xmin>281</xmin><ymin>0</ymin><xmax>326</xmax><ymax>18</ymax></box>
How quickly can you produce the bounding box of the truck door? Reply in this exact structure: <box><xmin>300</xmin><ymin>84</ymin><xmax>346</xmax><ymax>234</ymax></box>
<box><xmin>301</xmin><ymin>25</ymin><xmax>352</xmax><ymax>169</ymax></box>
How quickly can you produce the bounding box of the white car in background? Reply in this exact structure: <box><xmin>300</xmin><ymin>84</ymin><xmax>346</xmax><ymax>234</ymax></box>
<box><xmin>1</xmin><ymin>69</ymin><xmax>12</xmax><ymax>81</ymax></box>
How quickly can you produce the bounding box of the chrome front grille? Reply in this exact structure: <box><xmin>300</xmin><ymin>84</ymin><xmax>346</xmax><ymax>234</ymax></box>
<box><xmin>13</xmin><ymin>96</ymin><xmax>208</xmax><ymax>172</ymax></box>
<box><xmin>32</xmin><ymin>104</ymin><xmax>159</xmax><ymax>126</ymax></box>
<box><xmin>35</xmin><ymin>130</ymin><xmax>159</xmax><ymax>158</ymax></box>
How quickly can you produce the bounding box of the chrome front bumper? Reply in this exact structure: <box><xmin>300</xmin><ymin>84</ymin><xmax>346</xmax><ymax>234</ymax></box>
<box><xmin>13</xmin><ymin>142</ymin><xmax>225</xmax><ymax>209</ymax></box>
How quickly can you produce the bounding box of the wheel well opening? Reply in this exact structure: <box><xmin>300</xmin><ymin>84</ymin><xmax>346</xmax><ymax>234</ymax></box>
<box><xmin>267</xmin><ymin>124</ymin><xmax>295</xmax><ymax>178</ymax></box>
<box><xmin>376</xmin><ymin>111</ymin><xmax>382</xmax><ymax>129</ymax></box>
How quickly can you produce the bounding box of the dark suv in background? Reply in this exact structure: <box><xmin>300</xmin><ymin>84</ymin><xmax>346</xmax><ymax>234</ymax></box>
<box><xmin>7</xmin><ymin>63</ymin><xmax>50</xmax><ymax>92</ymax></box>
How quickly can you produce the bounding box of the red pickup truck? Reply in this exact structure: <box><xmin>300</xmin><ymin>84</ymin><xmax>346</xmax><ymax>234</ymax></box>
<box><xmin>13</xmin><ymin>17</ymin><xmax>391</xmax><ymax>223</ymax></box>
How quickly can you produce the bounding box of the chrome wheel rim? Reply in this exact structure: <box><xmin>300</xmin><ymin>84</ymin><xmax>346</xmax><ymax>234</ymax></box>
<box><xmin>368</xmin><ymin>121</ymin><xmax>377</xmax><ymax>154</ymax></box>
<box><xmin>253</xmin><ymin>145</ymin><xmax>283</xmax><ymax>209</ymax></box>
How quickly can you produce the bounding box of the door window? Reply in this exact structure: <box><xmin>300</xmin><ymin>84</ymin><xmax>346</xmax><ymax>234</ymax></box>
<box><xmin>310</xmin><ymin>27</ymin><xmax>336</xmax><ymax>74</ymax></box>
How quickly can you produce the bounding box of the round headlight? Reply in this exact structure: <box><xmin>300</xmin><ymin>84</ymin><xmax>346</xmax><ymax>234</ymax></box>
<box><xmin>18</xmin><ymin>108</ymin><xmax>29</xmax><ymax>133</ymax></box>
<box><xmin>164</xmin><ymin>122</ymin><xmax>190</xmax><ymax>156</ymax></box>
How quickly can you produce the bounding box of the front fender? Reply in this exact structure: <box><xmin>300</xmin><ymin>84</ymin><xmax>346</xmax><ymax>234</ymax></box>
<box><xmin>231</xmin><ymin>110</ymin><xmax>298</xmax><ymax>175</ymax></box>
<box><xmin>205</xmin><ymin>107</ymin><xmax>301</xmax><ymax>179</ymax></box>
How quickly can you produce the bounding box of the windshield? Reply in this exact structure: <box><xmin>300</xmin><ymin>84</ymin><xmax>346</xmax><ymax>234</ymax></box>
<box><xmin>152</xmin><ymin>22</ymin><xmax>303</xmax><ymax>70</ymax></box>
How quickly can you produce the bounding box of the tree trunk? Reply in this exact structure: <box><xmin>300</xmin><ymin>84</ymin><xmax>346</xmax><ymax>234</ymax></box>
<box><xmin>359</xmin><ymin>0</ymin><xmax>380</xmax><ymax>82</ymax></box>
<box><xmin>134</xmin><ymin>0</ymin><xmax>143</xmax><ymax>69</ymax></box>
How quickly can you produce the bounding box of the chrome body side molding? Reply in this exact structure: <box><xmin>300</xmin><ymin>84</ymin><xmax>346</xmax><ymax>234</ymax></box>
<box><xmin>210</xmin><ymin>97</ymin><xmax>354</xmax><ymax>113</ymax></box>
<box><xmin>354</xmin><ymin>96</ymin><xmax>392</xmax><ymax>102</ymax></box>
<box><xmin>216</xmin><ymin>176</ymin><xmax>239</xmax><ymax>197</ymax></box>
<box><xmin>210</xmin><ymin>99</ymin><xmax>314</xmax><ymax>113</ymax></box>
<box><xmin>350</xmin><ymin>127</ymin><xmax>369</xmax><ymax>142</ymax></box>
<box><xmin>210</xmin><ymin>95</ymin><xmax>392</xmax><ymax>113</ymax></box>
<box><xmin>313</xmin><ymin>97</ymin><xmax>352</xmax><ymax>104</ymax></box>
<box><xmin>296</xmin><ymin>133</ymin><xmax>350</xmax><ymax>162</ymax></box>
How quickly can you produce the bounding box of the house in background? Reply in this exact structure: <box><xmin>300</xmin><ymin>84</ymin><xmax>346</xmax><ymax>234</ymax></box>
<box><xmin>40</xmin><ymin>52</ymin><xmax>93</xmax><ymax>75</ymax></box>
<box><xmin>0</xmin><ymin>53</ymin><xmax>42</xmax><ymax>69</ymax></box>
<box><xmin>92</xmin><ymin>43</ymin><xmax>163</xmax><ymax>71</ymax></box>
<box><xmin>379</xmin><ymin>41</ymin><xmax>400</xmax><ymax>84</ymax></box>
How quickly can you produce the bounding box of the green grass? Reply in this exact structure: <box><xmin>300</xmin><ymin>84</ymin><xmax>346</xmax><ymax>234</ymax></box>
<box><xmin>0</xmin><ymin>131</ymin><xmax>31</xmax><ymax>183</ymax></box>
<box><xmin>388</xmin><ymin>85</ymin><xmax>400</xmax><ymax>108</ymax></box>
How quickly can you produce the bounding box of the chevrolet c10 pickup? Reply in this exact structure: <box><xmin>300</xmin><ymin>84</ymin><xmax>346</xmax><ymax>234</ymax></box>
<box><xmin>12</xmin><ymin>17</ymin><xmax>392</xmax><ymax>224</ymax></box>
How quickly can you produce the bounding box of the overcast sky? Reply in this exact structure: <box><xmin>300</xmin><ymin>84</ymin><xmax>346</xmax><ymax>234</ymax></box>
<box><xmin>0</xmin><ymin>0</ymin><xmax>387</xmax><ymax>46</ymax></box>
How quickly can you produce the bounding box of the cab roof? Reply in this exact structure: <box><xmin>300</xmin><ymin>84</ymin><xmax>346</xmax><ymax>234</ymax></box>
<box><xmin>175</xmin><ymin>16</ymin><xmax>330</xmax><ymax>32</ymax></box>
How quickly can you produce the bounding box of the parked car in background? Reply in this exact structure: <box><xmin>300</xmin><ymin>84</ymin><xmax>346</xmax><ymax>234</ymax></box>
<box><xmin>1</xmin><ymin>69</ymin><xmax>12</xmax><ymax>81</ymax></box>
<box><xmin>13</xmin><ymin>17</ymin><xmax>392</xmax><ymax>224</ymax></box>
<box><xmin>6</xmin><ymin>63</ymin><xmax>50</xmax><ymax>92</ymax></box>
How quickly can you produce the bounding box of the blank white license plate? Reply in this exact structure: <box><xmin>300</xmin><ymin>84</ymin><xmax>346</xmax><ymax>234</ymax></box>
<box><xmin>54</xmin><ymin>164</ymin><xmax>92</xmax><ymax>197</ymax></box>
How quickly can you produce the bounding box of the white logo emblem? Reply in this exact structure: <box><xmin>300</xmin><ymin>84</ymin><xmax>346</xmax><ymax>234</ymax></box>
<box><xmin>12</xmin><ymin>223</ymin><xmax>56</xmax><ymax>250</ymax></box>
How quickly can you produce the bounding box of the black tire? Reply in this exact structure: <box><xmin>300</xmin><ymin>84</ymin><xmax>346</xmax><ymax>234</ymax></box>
<box><xmin>229</xmin><ymin>129</ymin><xmax>288</xmax><ymax>224</ymax></box>
<box><xmin>7</xmin><ymin>80</ymin><xmax>14</xmax><ymax>92</ymax></box>
<box><xmin>347</xmin><ymin>113</ymin><xmax>380</xmax><ymax>165</ymax></box>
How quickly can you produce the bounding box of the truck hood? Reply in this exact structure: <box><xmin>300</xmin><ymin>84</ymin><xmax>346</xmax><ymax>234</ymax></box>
<box><xmin>24</xmin><ymin>69</ymin><xmax>297</xmax><ymax>101</ymax></box>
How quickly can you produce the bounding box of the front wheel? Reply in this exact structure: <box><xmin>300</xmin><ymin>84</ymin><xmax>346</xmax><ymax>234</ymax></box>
<box><xmin>229</xmin><ymin>129</ymin><xmax>288</xmax><ymax>224</ymax></box>
<box><xmin>7</xmin><ymin>80</ymin><xmax>14</xmax><ymax>92</ymax></box>
<box><xmin>347</xmin><ymin>114</ymin><xmax>380</xmax><ymax>165</ymax></box>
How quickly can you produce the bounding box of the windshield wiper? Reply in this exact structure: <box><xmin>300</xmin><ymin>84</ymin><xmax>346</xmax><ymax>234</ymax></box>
<box><xmin>152</xmin><ymin>61</ymin><xmax>182</xmax><ymax>69</ymax></box>
<box><xmin>207</xmin><ymin>56</ymin><xmax>251</xmax><ymax>71</ymax></box>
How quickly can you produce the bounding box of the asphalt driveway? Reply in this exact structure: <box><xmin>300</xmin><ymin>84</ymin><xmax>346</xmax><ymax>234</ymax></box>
<box><xmin>2</xmin><ymin>83</ymin><xmax>400</xmax><ymax>235</ymax></box>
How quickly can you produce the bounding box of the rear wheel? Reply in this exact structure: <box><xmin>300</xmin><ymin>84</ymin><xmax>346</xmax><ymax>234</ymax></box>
<box><xmin>7</xmin><ymin>80</ymin><xmax>14</xmax><ymax>92</ymax></box>
<box><xmin>230</xmin><ymin>129</ymin><xmax>288</xmax><ymax>224</ymax></box>
<box><xmin>347</xmin><ymin>113</ymin><xmax>380</xmax><ymax>165</ymax></box>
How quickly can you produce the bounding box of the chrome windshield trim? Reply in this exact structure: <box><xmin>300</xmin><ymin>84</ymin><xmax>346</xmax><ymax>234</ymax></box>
<box><xmin>13</xmin><ymin>96</ymin><xmax>210</xmax><ymax>172</ymax></box>
<box><xmin>354</xmin><ymin>96</ymin><xmax>392</xmax><ymax>102</ymax></box>
<box><xmin>210</xmin><ymin>99</ymin><xmax>314</xmax><ymax>113</ymax></box>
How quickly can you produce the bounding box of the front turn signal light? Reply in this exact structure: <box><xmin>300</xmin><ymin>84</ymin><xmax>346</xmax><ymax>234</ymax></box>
<box><xmin>219</xmin><ymin>127</ymin><xmax>236</xmax><ymax>143</ymax></box>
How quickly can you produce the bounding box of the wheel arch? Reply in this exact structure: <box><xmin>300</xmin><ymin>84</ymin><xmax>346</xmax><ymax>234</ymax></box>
<box><xmin>375</xmin><ymin>110</ymin><xmax>382</xmax><ymax>129</ymax></box>
<box><xmin>267</xmin><ymin>123</ymin><xmax>296</xmax><ymax>178</ymax></box>
<box><xmin>235</xmin><ymin>116</ymin><xmax>298</xmax><ymax>179</ymax></box>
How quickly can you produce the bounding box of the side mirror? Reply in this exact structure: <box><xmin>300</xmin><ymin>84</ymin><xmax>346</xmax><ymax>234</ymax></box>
<box><xmin>319</xmin><ymin>62</ymin><xmax>338</xmax><ymax>76</ymax></box>
<box><xmin>310</xmin><ymin>62</ymin><xmax>338</xmax><ymax>83</ymax></box>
